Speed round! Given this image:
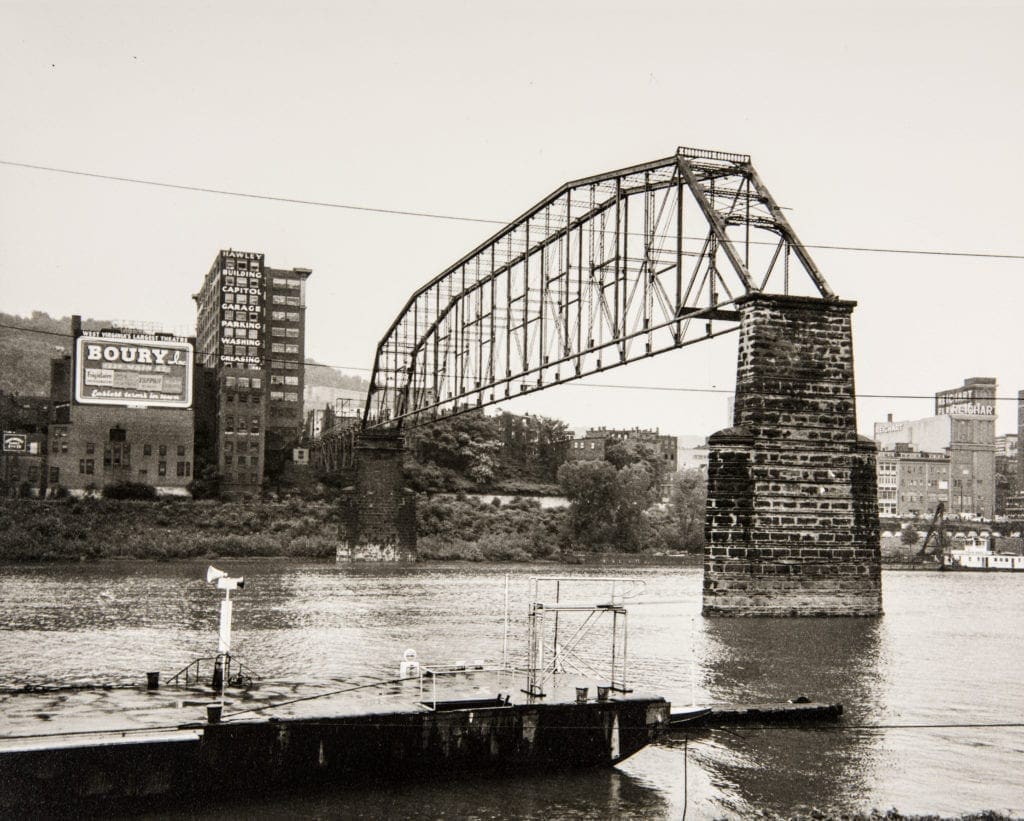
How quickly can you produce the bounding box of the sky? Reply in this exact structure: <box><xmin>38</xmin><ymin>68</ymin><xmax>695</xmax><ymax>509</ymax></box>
<box><xmin>2</xmin><ymin>0</ymin><xmax>1022</xmax><ymax>438</ymax></box>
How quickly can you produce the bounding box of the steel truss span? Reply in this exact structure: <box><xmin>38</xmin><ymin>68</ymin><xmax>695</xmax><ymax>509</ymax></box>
<box><xmin>364</xmin><ymin>147</ymin><xmax>833</xmax><ymax>430</ymax></box>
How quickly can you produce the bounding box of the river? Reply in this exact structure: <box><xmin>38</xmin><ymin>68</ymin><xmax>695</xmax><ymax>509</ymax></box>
<box><xmin>0</xmin><ymin>561</ymin><xmax>1021</xmax><ymax>819</ymax></box>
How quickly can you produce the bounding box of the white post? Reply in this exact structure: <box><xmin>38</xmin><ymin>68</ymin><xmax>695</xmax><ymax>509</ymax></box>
<box><xmin>219</xmin><ymin>590</ymin><xmax>232</xmax><ymax>706</ymax></box>
<box><xmin>689</xmin><ymin>616</ymin><xmax>697</xmax><ymax>707</ymax></box>
<box><xmin>502</xmin><ymin>573</ymin><xmax>510</xmax><ymax>679</ymax></box>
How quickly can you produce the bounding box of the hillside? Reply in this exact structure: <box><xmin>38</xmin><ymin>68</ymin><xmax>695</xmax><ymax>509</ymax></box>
<box><xmin>0</xmin><ymin>312</ymin><xmax>107</xmax><ymax>396</ymax></box>
<box><xmin>0</xmin><ymin>312</ymin><xmax>371</xmax><ymax>399</ymax></box>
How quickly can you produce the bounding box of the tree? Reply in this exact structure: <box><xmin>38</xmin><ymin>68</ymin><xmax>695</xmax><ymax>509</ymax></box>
<box><xmin>670</xmin><ymin>468</ymin><xmax>708</xmax><ymax>552</ymax></box>
<box><xmin>557</xmin><ymin>460</ymin><xmax>618</xmax><ymax>547</ymax></box>
<box><xmin>900</xmin><ymin>524</ymin><xmax>921</xmax><ymax>546</ymax></box>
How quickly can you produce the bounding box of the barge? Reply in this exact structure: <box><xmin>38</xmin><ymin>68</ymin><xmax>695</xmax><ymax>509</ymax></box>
<box><xmin>0</xmin><ymin>573</ymin><xmax>669</xmax><ymax>814</ymax></box>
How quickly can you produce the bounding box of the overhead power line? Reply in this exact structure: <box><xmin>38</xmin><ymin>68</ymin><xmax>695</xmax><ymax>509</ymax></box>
<box><xmin>2</xmin><ymin>158</ymin><xmax>1023</xmax><ymax>261</ymax></box>
<box><xmin>2</xmin><ymin>320</ymin><xmax>1020</xmax><ymax>403</ymax></box>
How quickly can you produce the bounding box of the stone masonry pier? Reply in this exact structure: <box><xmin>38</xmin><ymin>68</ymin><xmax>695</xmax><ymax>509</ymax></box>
<box><xmin>338</xmin><ymin>431</ymin><xmax>416</xmax><ymax>561</ymax></box>
<box><xmin>703</xmin><ymin>294</ymin><xmax>882</xmax><ymax>616</ymax></box>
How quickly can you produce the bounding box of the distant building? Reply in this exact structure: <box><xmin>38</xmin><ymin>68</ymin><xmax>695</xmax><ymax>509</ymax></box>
<box><xmin>566</xmin><ymin>426</ymin><xmax>678</xmax><ymax>498</ymax></box>
<box><xmin>193</xmin><ymin>250</ymin><xmax>311</xmax><ymax>498</ymax></box>
<box><xmin>873</xmin><ymin>376</ymin><xmax>997</xmax><ymax>519</ymax></box>
<box><xmin>47</xmin><ymin>317</ymin><xmax>195</xmax><ymax>497</ymax></box>
<box><xmin>0</xmin><ymin>392</ymin><xmax>52</xmax><ymax>497</ymax></box>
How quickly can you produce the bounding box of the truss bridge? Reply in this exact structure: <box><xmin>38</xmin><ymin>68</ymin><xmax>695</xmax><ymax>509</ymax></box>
<box><xmin>363</xmin><ymin>146</ymin><xmax>833</xmax><ymax>430</ymax></box>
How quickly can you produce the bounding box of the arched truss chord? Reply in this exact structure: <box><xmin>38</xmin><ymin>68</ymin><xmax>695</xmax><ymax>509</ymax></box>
<box><xmin>364</xmin><ymin>146</ymin><xmax>833</xmax><ymax>430</ymax></box>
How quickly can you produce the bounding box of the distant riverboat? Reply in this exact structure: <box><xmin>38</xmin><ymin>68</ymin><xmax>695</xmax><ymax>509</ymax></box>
<box><xmin>942</xmin><ymin>535</ymin><xmax>1024</xmax><ymax>571</ymax></box>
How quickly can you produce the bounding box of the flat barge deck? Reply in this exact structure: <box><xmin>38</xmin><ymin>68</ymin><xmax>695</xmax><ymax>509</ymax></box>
<box><xmin>0</xmin><ymin>675</ymin><xmax>669</xmax><ymax>814</ymax></box>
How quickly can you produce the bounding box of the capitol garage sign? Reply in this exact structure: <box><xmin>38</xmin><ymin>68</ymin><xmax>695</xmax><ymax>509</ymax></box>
<box><xmin>75</xmin><ymin>334</ymin><xmax>194</xmax><ymax>408</ymax></box>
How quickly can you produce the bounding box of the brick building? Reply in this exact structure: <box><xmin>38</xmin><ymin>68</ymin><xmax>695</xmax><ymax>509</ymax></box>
<box><xmin>193</xmin><ymin>249</ymin><xmax>310</xmax><ymax>498</ymax></box>
<box><xmin>873</xmin><ymin>377</ymin><xmax>998</xmax><ymax>519</ymax></box>
<box><xmin>47</xmin><ymin>318</ymin><xmax>195</xmax><ymax>496</ymax></box>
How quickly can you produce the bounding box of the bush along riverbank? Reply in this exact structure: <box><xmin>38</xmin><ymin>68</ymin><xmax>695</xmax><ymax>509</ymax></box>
<box><xmin>0</xmin><ymin>494</ymin><xmax>704</xmax><ymax>563</ymax></box>
<box><xmin>0</xmin><ymin>498</ymin><xmax>345</xmax><ymax>562</ymax></box>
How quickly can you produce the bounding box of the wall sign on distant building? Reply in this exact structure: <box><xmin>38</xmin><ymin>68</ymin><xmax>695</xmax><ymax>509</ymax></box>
<box><xmin>875</xmin><ymin>422</ymin><xmax>904</xmax><ymax>434</ymax></box>
<box><xmin>74</xmin><ymin>335</ymin><xmax>194</xmax><ymax>408</ymax></box>
<box><xmin>937</xmin><ymin>402</ymin><xmax>995</xmax><ymax>417</ymax></box>
<box><xmin>2</xmin><ymin>432</ymin><xmax>26</xmax><ymax>452</ymax></box>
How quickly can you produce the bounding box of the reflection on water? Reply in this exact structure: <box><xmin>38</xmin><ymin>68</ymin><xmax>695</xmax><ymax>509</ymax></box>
<box><xmin>1</xmin><ymin>562</ymin><xmax>1022</xmax><ymax>818</ymax></box>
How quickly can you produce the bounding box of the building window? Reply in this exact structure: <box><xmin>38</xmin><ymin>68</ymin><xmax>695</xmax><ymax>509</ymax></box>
<box><xmin>249</xmin><ymin>312</ymin><xmax>260</xmax><ymax>323</ymax></box>
<box><xmin>285</xmin><ymin>392</ymin><xmax>298</xmax><ymax>402</ymax></box>
<box><xmin>248</xmin><ymin>294</ymin><xmax>259</xmax><ymax>305</ymax></box>
<box><xmin>286</xmin><ymin>328</ymin><xmax>299</xmax><ymax>338</ymax></box>
<box><xmin>177</xmin><ymin>445</ymin><xmax>186</xmax><ymax>457</ymax></box>
<box><xmin>28</xmin><ymin>465</ymin><xmax>39</xmax><ymax>483</ymax></box>
<box><xmin>271</xmin><ymin>391</ymin><xmax>284</xmax><ymax>401</ymax></box>
<box><xmin>284</xmin><ymin>375</ymin><xmax>299</xmax><ymax>386</ymax></box>
<box><xmin>158</xmin><ymin>461</ymin><xmax>167</xmax><ymax>477</ymax></box>
<box><xmin>49</xmin><ymin>466</ymin><xmax>59</xmax><ymax>484</ymax></box>
<box><xmin>159</xmin><ymin>444</ymin><xmax>167</xmax><ymax>456</ymax></box>
<box><xmin>251</xmin><ymin>378</ymin><xmax>262</xmax><ymax>389</ymax></box>
<box><xmin>225</xmin><ymin>376</ymin><xmax>237</xmax><ymax>387</ymax></box>
<box><xmin>286</xmin><ymin>296</ymin><xmax>300</xmax><ymax>307</ymax></box>
<box><xmin>287</xmin><ymin>312</ymin><xmax>300</xmax><ymax>321</ymax></box>
<box><xmin>225</xmin><ymin>416</ymin><xmax>234</xmax><ymax>432</ymax></box>
<box><xmin>251</xmin><ymin>417</ymin><xmax>260</xmax><ymax>433</ymax></box>
<box><xmin>272</xmin><ymin>310</ymin><xmax>286</xmax><ymax>320</ymax></box>
<box><xmin>272</xmin><ymin>327</ymin><xmax>286</xmax><ymax>337</ymax></box>
<box><xmin>109</xmin><ymin>428</ymin><xmax>126</xmax><ymax>443</ymax></box>
<box><xmin>176</xmin><ymin>462</ymin><xmax>186</xmax><ymax>477</ymax></box>
<box><xmin>86</xmin><ymin>442</ymin><xmax>95</xmax><ymax>455</ymax></box>
<box><xmin>237</xmin><ymin>455</ymin><xmax>246</xmax><ymax>466</ymax></box>
<box><xmin>143</xmin><ymin>443</ymin><xmax>152</xmax><ymax>456</ymax></box>
<box><xmin>285</xmin><ymin>344</ymin><xmax>299</xmax><ymax>354</ymax></box>
<box><xmin>237</xmin><ymin>377</ymin><xmax>249</xmax><ymax>389</ymax></box>
<box><xmin>224</xmin><ymin>441</ymin><xmax>233</xmax><ymax>454</ymax></box>
<box><xmin>273</xmin><ymin>294</ymin><xmax>286</xmax><ymax>305</ymax></box>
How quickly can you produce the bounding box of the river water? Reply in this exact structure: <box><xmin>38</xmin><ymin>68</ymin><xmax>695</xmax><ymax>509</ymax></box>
<box><xmin>0</xmin><ymin>561</ymin><xmax>1021</xmax><ymax>819</ymax></box>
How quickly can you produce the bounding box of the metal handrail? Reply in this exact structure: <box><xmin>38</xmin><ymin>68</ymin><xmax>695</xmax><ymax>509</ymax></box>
<box><xmin>166</xmin><ymin>653</ymin><xmax>259</xmax><ymax>689</ymax></box>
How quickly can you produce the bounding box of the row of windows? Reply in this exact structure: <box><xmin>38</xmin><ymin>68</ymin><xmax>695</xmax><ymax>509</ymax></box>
<box><xmin>270</xmin><ymin>343</ymin><xmax>300</xmax><ymax>354</ymax></box>
<box><xmin>223</xmin><ymin>292</ymin><xmax>260</xmax><ymax>306</ymax></box>
<box><xmin>79</xmin><ymin>460</ymin><xmax>191</xmax><ymax>477</ymax></box>
<box><xmin>224</xmin><ymin>473</ymin><xmax>260</xmax><ymax>485</ymax></box>
<box><xmin>225</xmin><ymin>392</ymin><xmax>260</xmax><ymax>404</ymax></box>
<box><xmin>224</xmin><ymin>376</ymin><xmax>263</xmax><ymax>389</ymax></box>
<box><xmin>224</xmin><ymin>327</ymin><xmax>260</xmax><ymax>339</ymax></box>
<box><xmin>223</xmin><ymin>310</ymin><xmax>261</xmax><ymax>322</ymax></box>
<box><xmin>223</xmin><ymin>258</ymin><xmax>259</xmax><ymax>271</ymax></box>
<box><xmin>221</xmin><ymin>344</ymin><xmax>260</xmax><ymax>357</ymax></box>
<box><xmin>272</xmin><ymin>294</ymin><xmax>301</xmax><ymax>306</ymax></box>
<box><xmin>270</xmin><ymin>327</ymin><xmax>301</xmax><ymax>338</ymax></box>
<box><xmin>272</xmin><ymin>277</ymin><xmax>300</xmax><ymax>289</ymax></box>
<box><xmin>270</xmin><ymin>391</ymin><xmax>300</xmax><ymax>402</ymax></box>
<box><xmin>269</xmin><ymin>374</ymin><xmax>300</xmax><ymax>386</ymax></box>
<box><xmin>224</xmin><ymin>416</ymin><xmax>261</xmax><ymax>433</ymax></box>
<box><xmin>270</xmin><ymin>310</ymin><xmax>301</xmax><ymax>321</ymax></box>
<box><xmin>224</xmin><ymin>455</ymin><xmax>258</xmax><ymax>466</ymax></box>
<box><xmin>222</xmin><ymin>441</ymin><xmax>255</xmax><ymax>454</ymax></box>
<box><xmin>223</xmin><ymin>274</ymin><xmax>259</xmax><ymax>286</ymax></box>
<box><xmin>273</xmin><ymin>361</ymin><xmax>300</xmax><ymax>371</ymax></box>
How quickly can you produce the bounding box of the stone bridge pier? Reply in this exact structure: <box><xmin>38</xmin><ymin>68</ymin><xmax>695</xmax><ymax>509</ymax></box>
<box><xmin>703</xmin><ymin>294</ymin><xmax>882</xmax><ymax>616</ymax></box>
<box><xmin>338</xmin><ymin>431</ymin><xmax>416</xmax><ymax>561</ymax></box>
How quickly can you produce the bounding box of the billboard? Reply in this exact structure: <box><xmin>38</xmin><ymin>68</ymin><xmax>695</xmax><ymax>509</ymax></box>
<box><xmin>75</xmin><ymin>334</ymin><xmax>193</xmax><ymax>408</ymax></box>
<box><xmin>2</xmin><ymin>432</ymin><xmax>26</xmax><ymax>452</ymax></box>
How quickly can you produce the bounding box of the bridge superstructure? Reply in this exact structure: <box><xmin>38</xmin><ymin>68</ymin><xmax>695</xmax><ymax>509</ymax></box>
<box><xmin>363</xmin><ymin>147</ymin><xmax>832</xmax><ymax>430</ymax></box>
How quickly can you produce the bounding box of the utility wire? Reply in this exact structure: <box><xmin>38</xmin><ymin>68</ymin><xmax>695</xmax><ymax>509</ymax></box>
<box><xmin>2</xmin><ymin>158</ymin><xmax>1023</xmax><ymax>262</ymax></box>
<box><xmin>2</xmin><ymin>321</ymin><xmax>1021</xmax><ymax>403</ymax></box>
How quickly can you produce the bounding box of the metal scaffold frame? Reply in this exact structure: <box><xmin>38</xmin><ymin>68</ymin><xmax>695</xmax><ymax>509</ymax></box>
<box><xmin>364</xmin><ymin>146</ymin><xmax>832</xmax><ymax>430</ymax></box>
<box><xmin>523</xmin><ymin>577</ymin><xmax>645</xmax><ymax>699</ymax></box>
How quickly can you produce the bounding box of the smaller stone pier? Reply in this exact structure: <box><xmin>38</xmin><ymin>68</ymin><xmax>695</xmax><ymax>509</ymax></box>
<box><xmin>338</xmin><ymin>430</ymin><xmax>416</xmax><ymax>561</ymax></box>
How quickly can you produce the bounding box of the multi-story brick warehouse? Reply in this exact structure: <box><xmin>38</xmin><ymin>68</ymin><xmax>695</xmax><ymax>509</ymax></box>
<box><xmin>193</xmin><ymin>249</ymin><xmax>310</xmax><ymax>498</ymax></box>
<box><xmin>47</xmin><ymin>317</ymin><xmax>195</xmax><ymax>496</ymax></box>
<box><xmin>873</xmin><ymin>377</ymin><xmax>998</xmax><ymax>519</ymax></box>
